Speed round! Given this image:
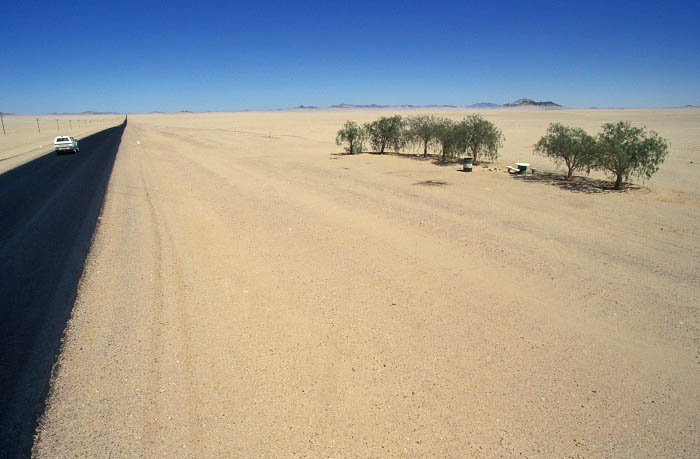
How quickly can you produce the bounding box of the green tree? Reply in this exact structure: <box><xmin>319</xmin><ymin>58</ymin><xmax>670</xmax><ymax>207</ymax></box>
<box><xmin>407</xmin><ymin>115</ymin><xmax>438</xmax><ymax>156</ymax></box>
<box><xmin>335</xmin><ymin>120</ymin><xmax>366</xmax><ymax>154</ymax></box>
<box><xmin>594</xmin><ymin>121</ymin><xmax>669</xmax><ymax>190</ymax></box>
<box><xmin>433</xmin><ymin>118</ymin><xmax>460</xmax><ymax>160</ymax></box>
<box><xmin>364</xmin><ymin>115</ymin><xmax>406</xmax><ymax>153</ymax></box>
<box><xmin>533</xmin><ymin>123</ymin><xmax>596</xmax><ymax>179</ymax></box>
<box><xmin>460</xmin><ymin>114</ymin><xmax>504</xmax><ymax>165</ymax></box>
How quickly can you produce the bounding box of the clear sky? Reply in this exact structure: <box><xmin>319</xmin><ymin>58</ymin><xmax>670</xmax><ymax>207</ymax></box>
<box><xmin>2</xmin><ymin>0</ymin><xmax>699</xmax><ymax>113</ymax></box>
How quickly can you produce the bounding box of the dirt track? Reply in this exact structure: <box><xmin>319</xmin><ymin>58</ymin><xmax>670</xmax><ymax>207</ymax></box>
<box><xmin>34</xmin><ymin>110</ymin><xmax>699</xmax><ymax>456</ymax></box>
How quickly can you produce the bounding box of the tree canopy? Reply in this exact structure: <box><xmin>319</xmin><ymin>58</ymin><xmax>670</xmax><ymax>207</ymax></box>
<box><xmin>406</xmin><ymin>115</ymin><xmax>438</xmax><ymax>156</ymax></box>
<box><xmin>533</xmin><ymin>123</ymin><xmax>595</xmax><ymax>179</ymax></box>
<box><xmin>594</xmin><ymin>121</ymin><xmax>669</xmax><ymax>189</ymax></box>
<box><xmin>335</xmin><ymin>120</ymin><xmax>366</xmax><ymax>154</ymax></box>
<box><xmin>432</xmin><ymin>118</ymin><xmax>461</xmax><ymax>160</ymax></box>
<box><xmin>459</xmin><ymin>114</ymin><xmax>504</xmax><ymax>164</ymax></box>
<box><xmin>364</xmin><ymin>115</ymin><xmax>406</xmax><ymax>154</ymax></box>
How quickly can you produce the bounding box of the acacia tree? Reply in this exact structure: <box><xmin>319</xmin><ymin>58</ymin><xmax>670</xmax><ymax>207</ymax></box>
<box><xmin>364</xmin><ymin>115</ymin><xmax>406</xmax><ymax>153</ymax></box>
<box><xmin>335</xmin><ymin>120</ymin><xmax>366</xmax><ymax>154</ymax></box>
<box><xmin>407</xmin><ymin>115</ymin><xmax>438</xmax><ymax>156</ymax></box>
<box><xmin>533</xmin><ymin>123</ymin><xmax>596</xmax><ymax>179</ymax></box>
<box><xmin>433</xmin><ymin>118</ymin><xmax>460</xmax><ymax>160</ymax></box>
<box><xmin>460</xmin><ymin>114</ymin><xmax>504</xmax><ymax>164</ymax></box>
<box><xmin>594</xmin><ymin>121</ymin><xmax>669</xmax><ymax>190</ymax></box>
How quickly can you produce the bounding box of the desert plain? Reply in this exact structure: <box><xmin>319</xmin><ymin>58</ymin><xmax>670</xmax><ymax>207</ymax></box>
<box><xmin>6</xmin><ymin>108</ymin><xmax>697</xmax><ymax>456</ymax></box>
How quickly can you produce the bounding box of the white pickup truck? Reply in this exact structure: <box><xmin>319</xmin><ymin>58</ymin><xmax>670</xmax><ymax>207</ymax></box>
<box><xmin>54</xmin><ymin>136</ymin><xmax>80</xmax><ymax>154</ymax></box>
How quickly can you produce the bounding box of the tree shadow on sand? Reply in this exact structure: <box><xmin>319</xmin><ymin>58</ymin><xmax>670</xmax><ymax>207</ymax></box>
<box><xmin>419</xmin><ymin>155</ymin><xmax>496</xmax><ymax>168</ymax></box>
<box><xmin>329</xmin><ymin>152</ymin><xmax>639</xmax><ymax>194</ymax></box>
<box><xmin>516</xmin><ymin>171</ymin><xmax>642</xmax><ymax>194</ymax></box>
<box><xmin>345</xmin><ymin>151</ymin><xmax>476</xmax><ymax>168</ymax></box>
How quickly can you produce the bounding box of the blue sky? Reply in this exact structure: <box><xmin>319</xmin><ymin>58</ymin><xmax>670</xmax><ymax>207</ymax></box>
<box><xmin>1</xmin><ymin>0</ymin><xmax>699</xmax><ymax>113</ymax></box>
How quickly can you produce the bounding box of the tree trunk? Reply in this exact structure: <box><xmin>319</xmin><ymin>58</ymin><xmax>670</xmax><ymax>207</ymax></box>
<box><xmin>349</xmin><ymin>140</ymin><xmax>354</xmax><ymax>154</ymax></box>
<box><xmin>567</xmin><ymin>167</ymin><xmax>573</xmax><ymax>180</ymax></box>
<box><xmin>380</xmin><ymin>142</ymin><xmax>385</xmax><ymax>154</ymax></box>
<box><xmin>423</xmin><ymin>142</ymin><xmax>428</xmax><ymax>156</ymax></box>
<box><xmin>614</xmin><ymin>174</ymin><xmax>623</xmax><ymax>190</ymax></box>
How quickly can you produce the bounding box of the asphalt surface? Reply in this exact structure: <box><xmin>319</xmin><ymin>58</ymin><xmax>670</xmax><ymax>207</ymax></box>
<box><xmin>0</xmin><ymin>120</ymin><xmax>125</xmax><ymax>457</ymax></box>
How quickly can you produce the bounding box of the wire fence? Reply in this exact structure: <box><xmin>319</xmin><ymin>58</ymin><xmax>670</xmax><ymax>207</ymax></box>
<box><xmin>0</xmin><ymin>114</ymin><xmax>124</xmax><ymax>137</ymax></box>
<box><xmin>0</xmin><ymin>114</ymin><xmax>126</xmax><ymax>162</ymax></box>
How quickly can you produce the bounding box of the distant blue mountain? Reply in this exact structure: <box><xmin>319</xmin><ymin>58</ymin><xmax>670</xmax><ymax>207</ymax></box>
<box><xmin>502</xmin><ymin>98</ymin><xmax>561</xmax><ymax>108</ymax></box>
<box><xmin>468</xmin><ymin>102</ymin><xmax>500</xmax><ymax>108</ymax></box>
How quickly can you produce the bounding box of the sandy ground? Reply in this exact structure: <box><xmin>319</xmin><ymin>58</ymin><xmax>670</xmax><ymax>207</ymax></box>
<box><xmin>31</xmin><ymin>108</ymin><xmax>699</xmax><ymax>456</ymax></box>
<box><xmin>0</xmin><ymin>114</ymin><xmax>123</xmax><ymax>174</ymax></box>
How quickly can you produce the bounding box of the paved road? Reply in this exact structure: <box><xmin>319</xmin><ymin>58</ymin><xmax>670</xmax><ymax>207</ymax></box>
<box><xmin>0</xmin><ymin>120</ymin><xmax>125</xmax><ymax>457</ymax></box>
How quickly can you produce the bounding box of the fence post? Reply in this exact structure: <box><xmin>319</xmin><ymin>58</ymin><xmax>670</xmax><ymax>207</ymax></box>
<box><xmin>36</xmin><ymin>118</ymin><xmax>40</xmax><ymax>134</ymax></box>
<box><xmin>56</xmin><ymin>119</ymin><xmax>59</xmax><ymax>132</ymax></box>
<box><xmin>1</xmin><ymin>112</ymin><xmax>5</xmax><ymax>135</ymax></box>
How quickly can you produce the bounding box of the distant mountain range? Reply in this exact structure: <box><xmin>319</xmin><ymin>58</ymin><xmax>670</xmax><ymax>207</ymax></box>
<box><xmin>501</xmin><ymin>98</ymin><xmax>562</xmax><ymax>108</ymax></box>
<box><xmin>469</xmin><ymin>102</ymin><xmax>501</xmax><ymax>108</ymax></box>
<box><xmin>327</xmin><ymin>103</ymin><xmax>473</xmax><ymax>109</ymax></box>
<box><xmin>270</xmin><ymin>100</ymin><xmax>700</xmax><ymax>111</ymax></box>
<box><xmin>322</xmin><ymin>99</ymin><xmax>561</xmax><ymax>109</ymax></box>
<box><xmin>329</xmin><ymin>103</ymin><xmax>388</xmax><ymax>109</ymax></box>
<box><xmin>9</xmin><ymin>101</ymin><xmax>697</xmax><ymax>116</ymax></box>
<box><xmin>45</xmin><ymin>110</ymin><xmax>119</xmax><ymax>115</ymax></box>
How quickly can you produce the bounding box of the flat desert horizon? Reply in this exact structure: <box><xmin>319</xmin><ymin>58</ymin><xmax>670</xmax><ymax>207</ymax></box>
<box><xmin>3</xmin><ymin>107</ymin><xmax>698</xmax><ymax>456</ymax></box>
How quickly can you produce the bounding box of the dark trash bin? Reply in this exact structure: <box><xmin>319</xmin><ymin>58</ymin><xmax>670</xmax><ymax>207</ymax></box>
<box><xmin>463</xmin><ymin>157</ymin><xmax>473</xmax><ymax>172</ymax></box>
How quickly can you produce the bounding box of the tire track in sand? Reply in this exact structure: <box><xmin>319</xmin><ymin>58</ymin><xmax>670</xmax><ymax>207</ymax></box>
<box><xmin>156</xmin><ymin>201</ymin><xmax>206</xmax><ymax>454</ymax></box>
<box><xmin>137</xmin><ymin>158</ymin><xmax>165</xmax><ymax>454</ymax></box>
<box><xmin>137</xmin><ymin>151</ymin><xmax>204</xmax><ymax>456</ymax></box>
